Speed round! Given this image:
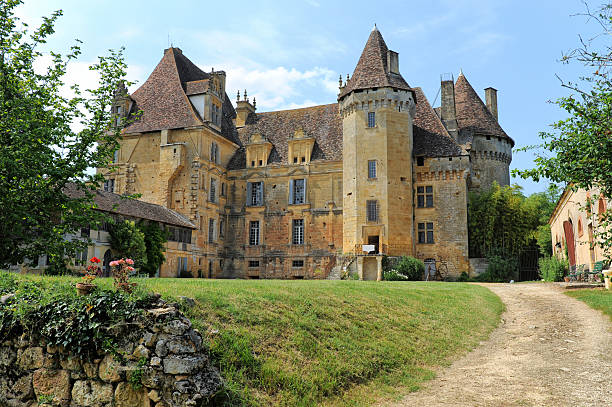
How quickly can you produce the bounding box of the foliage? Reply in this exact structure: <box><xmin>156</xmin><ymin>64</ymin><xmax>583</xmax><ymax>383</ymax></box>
<box><xmin>538</xmin><ymin>256</ymin><xmax>568</xmax><ymax>282</ymax></box>
<box><xmin>468</xmin><ymin>183</ymin><xmax>560</xmax><ymax>258</ymax></box>
<box><xmin>457</xmin><ymin>271</ymin><xmax>470</xmax><ymax>282</ymax></box>
<box><xmin>382</xmin><ymin>269</ymin><xmax>409</xmax><ymax>281</ymax></box>
<box><xmin>110</xmin><ymin>258</ymin><xmax>137</xmax><ymax>293</ymax></box>
<box><xmin>0</xmin><ymin>272</ymin><xmax>151</xmax><ymax>358</ymax></box>
<box><xmin>476</xmin><ymin>255</ymin><xmax>518</xmax><ymax>282</ymax></box>
<box><xmin>513</xmin><ymin>3</ymin><xmax>612</xmax><ymax>258</ymax></box>
<box><xmin>109</xmin><ymin>221</ymin><xmax>147</xmax><ymax>268</ymax></box>
<box><xmin>0</xmin><ymin>0</ymin><xmax>131</xmax><ymax>268</ymax></box>
<box><xmin>395</xmin><ymin>256</ymin><xmax>425</xmax><ymax>281</ymax></box>
<box><xmin>128</xmin><ymin>357</ymin><xmax>148</xmax><ymax>390</ymax></box>
<box><xmin>536</xmin><ymin>224</ymin><xmax>553</xmax><ymax>256</ymax></box>
<box><xmin>137</xmin><ymin>278</ymin><xmax>502</xmax><ymax>407</ymax></box>
<box><xmin>137</xmin><ymin>221</ymin><xmax>167</xmax><ymax>277</ymax></box>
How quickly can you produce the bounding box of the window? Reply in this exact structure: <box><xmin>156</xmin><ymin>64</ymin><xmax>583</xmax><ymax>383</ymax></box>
<box><xmin>219</xmin><ymin>259</ymin><xmax>224</xmax><ymax>270</ymax></box>
<box><xmin>577</xmin><ymin>218</ymin><xmax>584</xmax><ymax>237</ymax></box>
<box><xmin>366</xmin><ymin>200</ymin><xmax>378</xmax><ymax>222</ymax></box>
<box><xmin>251</xmin><ymin>160</ymin><xmax>255</xmax><ymax>167</ymax></box>
<box><xmin>219</xmin><ymin>218</ymin><xmax>225</xmax><ymax>238</ymax></box>
<box><xmin>209</xmin><ymin>178</ymin><xmax>217</xmax><ymax>203</ymax></box>
<box><xmin>367</xmin><ymin>111</ymin><xmax>375</xmax><ymax>128</ymax></box>
<box><xmin>221</xmin><ymin>182</ymin><xmax>226</xmax><ymax>197</ymax></box>
<box><xmin>210</xmin><ymin>141</ymin><xmax>219</xmax><ymax>163</ymax></box>
<box><xmin>247</xmin><ymin>181</ymin><xmax>263</xmax><ymax>206</ymax></box>
<box><xmin>249</xmin><ymin>220</ymin><xmax>260</xmax><ymax>246</ymax></box>
<box><xmin>416</xmin><ymin>156</ymin><xmax>425</xmax><ymax>166</ymax></box>
<box><xmin>115</xmin><ymin>106</ymin><xmax>122</xmax><ymax>127</ymax></box>
<box><xmin>103</xmin><ymin>179</ymin><xmax>115</xmax><ymax>192</ymax></box>
<box><xmin>208</xmin><ymin>218</ymin><xmax>216</xmax><ymax>243</ymax></box>
<box><xmin>177</xmin><ymin>257</ymin><xmax>188</xmax><ymax>277</ymax></box>
<box><xmin>418</xmin><ymin>222</ymin><xmax>434</xmax><ymax>244</ymax></box>
<box><xmin>113</xmin><ymin>149</ymin><xmax>119</xmax><ymax>163</ymax></box>
<box><xmin>417</xmin><ymin>186</ymin><xmax>434</xmax><ymax>208</ymax></box>
<box><xmin>290</xmin><ymin>179</ymin><xmax>306</xmax><ymax>205</ymax></box>
<box><xmin>293</xmin><ymin>157</ymin><xmax>298</xmax><ymax>164</ymax></box>
<box><xmin>249</xmin><ymin>260</ymin><xmax>260</xmax><ymax>268</ymax></box>
<box><xmin>292</xmin><ymin>219</ymin><xmax>304</xmax><ymax>245</ymax></box>
<box><xmin>368</xmin><ymin>160</ymin><xmax>377</xmax><ymax>179</ymax></box>
<box><xmin>167</xmin><ymin>226</ymin><xmax>192</xmax><ymax>243</ymax></box>
<box><xmin>292</xmin><ymin>260</ymin><xmax>304</xmax><ymax>268</ymax></box>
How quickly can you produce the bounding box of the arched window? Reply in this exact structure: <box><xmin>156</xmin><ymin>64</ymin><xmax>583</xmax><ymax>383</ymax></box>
<box><xmin>598</xmin><ymin>197</ymin><xmax>606</xmax><ymax>221</ymax></box>
<box><xmin>577</xmin><ymin>218</ymin><xmax>583</xmax><ymax>237</ymax></box>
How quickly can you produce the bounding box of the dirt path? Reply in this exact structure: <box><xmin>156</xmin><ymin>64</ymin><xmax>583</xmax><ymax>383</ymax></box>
<box><xmin>390</xmin><ymin>283</ymin><xmax>612</xmax><ymax>407</ymax></box>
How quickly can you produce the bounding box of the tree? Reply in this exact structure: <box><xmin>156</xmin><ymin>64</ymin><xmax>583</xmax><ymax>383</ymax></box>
<box><xmin>514</xmin><ymin>2</ymin><xmax>612</xmax><ymax>257</ymax></box>
<box><xmin>137</xmin><ymin>221</ymin><xmax>167</xmax><ymax>277</ymax></box>
<box><xmin>109</xmin><ymin>220</ymin><xmax>147</xmax><ymax>268</ymax></box>
<box><xmin>0</xmin><ymin>0</ymin><xmax>130</xmax><ymax>267</ymax></box>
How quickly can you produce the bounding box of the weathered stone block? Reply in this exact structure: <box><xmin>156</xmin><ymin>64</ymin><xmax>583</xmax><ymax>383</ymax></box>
<box><xmin>162</xmin><ymin>356</ymin><xmax>206</xmax><ymax>375</ymax></box>
<box><xmin>18</xmin><ymin>347</ymin><xmax>44</xmax><ymax>370</ymax></box>
<box><xmin>32</xmin><ymin>368</ymin><xmax>70</xmax><ymax>405</ymax></box>
<box><xmin>71</xmin><ymin>380</ymin><xmax>113</xmax><ymax>406</ymax></box>
<box><xmin>114</xmin><ymin>382</ymin><xmax>149</xmax><ymax>407</ymax></box>
<box><xmin>99</xmin><ymin>354</ymin><xmax>121</xmax><ymax>383</ymax></box>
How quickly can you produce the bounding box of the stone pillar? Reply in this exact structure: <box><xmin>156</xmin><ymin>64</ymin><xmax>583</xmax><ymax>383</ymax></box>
<box><xmin>357</xmin><ymin>257</ymin><xmax>364</xmax><ymax>280</ymax></box>
<box><xmin>376</xmin><ymin>256</ymin><xmax>383</xmax><ymax>281</ymax></box>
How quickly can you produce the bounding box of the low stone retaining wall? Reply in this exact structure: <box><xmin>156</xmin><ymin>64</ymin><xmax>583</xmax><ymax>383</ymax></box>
<box><xmin>0</xmin><ymin>300</ymin><xmax>221</xmax><ymax>407</ymax></box>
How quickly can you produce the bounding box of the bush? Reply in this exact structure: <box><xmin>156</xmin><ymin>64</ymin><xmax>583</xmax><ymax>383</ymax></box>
<box><xmin>457</xmin><ymin>271</ymin><xmax>470</xmax><ymax>282</ymax></box>
<box><xmin>396</xmin><ymin>256</ymin><xmax>425</xmax><ymax>281</ymax></box>
<box><xmin>539</xmin><ymin>256</ymin><xmax>568</xmax><ymax>282</ymax></box>
<box><xmin>477</xmin><ymin>255</ymin><xmax>518</xmax><ymax>282</ymax></box>
<box><xmin>383</xmin><ymin>269</ymin><xmax>409</xmax><ymax>281</ymax></box>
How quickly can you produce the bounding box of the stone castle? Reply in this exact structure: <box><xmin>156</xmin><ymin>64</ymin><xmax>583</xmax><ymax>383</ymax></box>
<box><xmin>100</xmin><ymin>27</ymin><xmax>513</xmax><ymax>279</ymax></box>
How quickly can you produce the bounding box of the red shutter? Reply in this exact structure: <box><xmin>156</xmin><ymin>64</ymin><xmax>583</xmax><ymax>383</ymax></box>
<box><xmin>563</xmin><ymin>220</ymin><xmax>576</xmax><ymax>266</ymax></box>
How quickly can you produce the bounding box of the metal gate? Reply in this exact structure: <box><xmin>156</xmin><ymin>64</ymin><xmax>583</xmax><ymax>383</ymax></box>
<box><xmin>518</xmin><ymin>246</ymin><xmax>540</xmax><ymax>281</ymax></box>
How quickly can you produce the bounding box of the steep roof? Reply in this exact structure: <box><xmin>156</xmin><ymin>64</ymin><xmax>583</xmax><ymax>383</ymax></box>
<box><xmin>454</xmin><ymin>73</ymin><xmax>514</xmax><ymax>145</ymax></box>
<box><xmin>339</xmin><ymin>27</ymin><xmax>412</xmax><ymax>99</ymax></box>
<box><xmin>124</xmin><ymin>48</ymin><xmax>240</xmax><ymax>145</ymax></box>
<box><xmin>412</xmin><ymin>87</ymin><xmax>463</xmax><ymax>157</ymax></box>
<box><xmin>64</xmin><ymin>184</ymin><xmax>196</xmax><ymax>229</ymax></box>
<box><xmin>229</xmin><ymin>104</ymin><xmax>342</xmax><ymax>169</ymax></box>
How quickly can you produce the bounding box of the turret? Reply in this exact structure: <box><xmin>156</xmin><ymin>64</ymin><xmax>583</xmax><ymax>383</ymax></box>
<box><xmin>235</xmin><ymin>89</ymin><xmax>256</xmax><ymax>127</ymax></box>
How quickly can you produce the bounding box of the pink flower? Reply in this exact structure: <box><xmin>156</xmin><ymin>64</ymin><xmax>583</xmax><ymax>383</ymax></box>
<box><xmin>109</xmin><ymin>260</ymin><xmax>118</xmax><ymax>267</ymax></box>
<box><xmin>118</xmin><ymin>259</ymin><xmax>125</xmax><ymax>264</ymax></box>
<box><xmin>125</xmin><ymin>258</ymin><xmax>134</xmax><ymax>265</ymax></box>
<box><xmin>127</xmin><ymin>266</ymin><xmax>134</xmax><ymax>271</ymax></box>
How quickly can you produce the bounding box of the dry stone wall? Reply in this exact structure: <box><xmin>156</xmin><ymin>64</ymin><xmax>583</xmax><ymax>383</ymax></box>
<box><xmin>0</xmin><ymin>300</ymin><xmax>221</xmax><ymax>407</ymax></box>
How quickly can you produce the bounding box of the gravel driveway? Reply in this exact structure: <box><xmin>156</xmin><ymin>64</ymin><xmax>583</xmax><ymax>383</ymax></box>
<box><xmin>389</xmin><ymin>283</ymin><xmax>612</xmax><ymax>407</ymax></box>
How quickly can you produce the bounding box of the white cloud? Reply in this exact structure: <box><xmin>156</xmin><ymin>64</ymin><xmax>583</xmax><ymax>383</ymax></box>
<box><xmin>207</xmin><ymin>64</ymin><xmax>339</xmax><ymax>111</ymax></box>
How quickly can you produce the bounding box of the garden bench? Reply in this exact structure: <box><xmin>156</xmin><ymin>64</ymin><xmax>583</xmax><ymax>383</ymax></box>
<box><xmin>586</xmin><ymin>261</ymin><xmax>605</xmax><ymax>281</ymax></box>
<box><xmin>568</xmin><ymin>264</ymin><xmax>587</xmax><ymax>282</ymax></box>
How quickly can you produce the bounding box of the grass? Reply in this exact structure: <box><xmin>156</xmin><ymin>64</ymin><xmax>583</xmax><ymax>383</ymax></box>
<box><xmin>565</xmin><ymin>288</ymin><xmax>612</xmax><ymax>321</ymax></box>
<box><xmin>6</xmin><ymin>275</ymin><xmax>503</xmax><ymax>406</ymax></box>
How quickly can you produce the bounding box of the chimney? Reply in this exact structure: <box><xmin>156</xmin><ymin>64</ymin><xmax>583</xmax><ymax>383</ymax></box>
<box><xmin>484</xmin><ymin>87</ymin><xmax>498</xmax><ymax>121</ymax></box>
<box><xmin>234</xmin><ymin>89</ymin><xmax>256</xmax><ymax>127</ymax></box>
<box><xmin>440</xmin><ymin>75</ymin><xmax>459</xmax><ymax>140</ymax></box>
<box><xmin>387</xmin><ymin>50</ymin><xmax>399</xmax><ymax>74</ymax></box>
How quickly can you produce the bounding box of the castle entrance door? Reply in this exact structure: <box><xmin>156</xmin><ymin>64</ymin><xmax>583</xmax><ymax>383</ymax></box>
<box><xmin>367</xmin><ymin>235</ymin><xmax>380</xmax><ymax>254</ymax></box>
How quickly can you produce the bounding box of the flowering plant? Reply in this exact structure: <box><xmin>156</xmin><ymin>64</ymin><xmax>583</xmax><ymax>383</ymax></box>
<box><xmin>110</xmin><ymin>258</ymin><xmax>137</xmax><ymax>293</ymax></box>
<box><xmin>81</xmin><ymin>257</ymin><xmax>102</xmax><ymax>285</ymax></box>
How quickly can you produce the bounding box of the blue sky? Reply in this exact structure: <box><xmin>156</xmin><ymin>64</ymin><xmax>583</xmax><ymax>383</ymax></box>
<box><xmin>15</xmin><ymin>0</ymin><xmax>603</xmax><ymax>195</ymax></box>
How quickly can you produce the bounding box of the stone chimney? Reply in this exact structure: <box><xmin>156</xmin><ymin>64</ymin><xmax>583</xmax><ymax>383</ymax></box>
<box><xmin>440</xmin><ymin>75</ymin><xmax>459</xmax><ymax>140</ymax></box>
<box><xmin>234</xmin><ymin>89</ymin><xmax>256</xmax><ymax>127</ymax></box>
<box><xmin>484</xmin><ymin>87</ymin><xmax>498</xmax><ymax>121</ymax></box>
<box><xmin>387</xmin><ymin>50</ymin><xmax>399</xmax><ymax>74</ymax></box>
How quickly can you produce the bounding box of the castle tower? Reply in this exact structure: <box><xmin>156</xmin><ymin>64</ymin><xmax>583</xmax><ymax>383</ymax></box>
<box><xmin>338</xmin><ymin>26</ymin><xmax>416</xmax><ymax>280</ymax></box>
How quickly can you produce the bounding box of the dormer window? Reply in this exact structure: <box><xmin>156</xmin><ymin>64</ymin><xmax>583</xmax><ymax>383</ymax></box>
<box><xmin>115</xmin><ymin>106</ymin><xmax>123</xmax><ymax>127</ymax></box>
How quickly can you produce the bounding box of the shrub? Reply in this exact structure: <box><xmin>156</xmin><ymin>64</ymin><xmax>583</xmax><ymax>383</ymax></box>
<box><xmin>395</xmin><ymin>256</ymin><xmax>425</xmax><ymax>281</ymax></box>
<box><xmin>477</xmin><ymin>255</ymin><xmax>518</xmax><ymax>282</ymax></box>
<box><xmin>539</xmin><ymin>256</ymin><xmax>568</xmax><ymax>282</ymax></box>
<box><xmin>383</xmin><ymin>269</ymin><xmax>409</xmax><ymax>281</ymax></box>
<box><xmin>457</xmin><ymin>271</ymin><xmax>470</xmax><ymax>282</ymax></box>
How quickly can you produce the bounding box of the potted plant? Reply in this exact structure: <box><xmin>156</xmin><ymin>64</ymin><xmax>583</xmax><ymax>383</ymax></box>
<box><xmin>110</xmin><ymin>258</ymin><xmax>138</xmax><ymax>293</ymax></box>
<box><xmin>76</xmin><ymin>257</ymin><xmax>101</xmax><ymax>295</ymax></box>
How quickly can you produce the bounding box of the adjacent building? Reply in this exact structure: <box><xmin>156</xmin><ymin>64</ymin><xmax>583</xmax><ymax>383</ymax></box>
<box><xmin>100</xmin><ymin>27</ymin><xmax>514</xmax><ymax>279</ymax></box>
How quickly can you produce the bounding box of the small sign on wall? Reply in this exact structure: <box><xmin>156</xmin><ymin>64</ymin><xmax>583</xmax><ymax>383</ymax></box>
<box><xmin>362</xmin><ymin>244</ymin><xmax>375</xmax><ymax>254</ymax></box>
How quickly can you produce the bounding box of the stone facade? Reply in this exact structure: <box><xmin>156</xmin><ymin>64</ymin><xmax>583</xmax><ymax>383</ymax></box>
<box><xmin>549</xmin><ymin>187</ymin><xmax>610</xmax><ymax>271</ymax></box>
<box><xmin>100</xmin><ymin>27</ymin><xmax>514</xmax><ymax>279</ymax></box>
<box><xmin>0</xmin><ymin>299</ymin><xmax>221</xmax><ymax>407</ymax></box>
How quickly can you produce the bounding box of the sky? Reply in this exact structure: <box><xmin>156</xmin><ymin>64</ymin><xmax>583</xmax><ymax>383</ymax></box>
<box><xmin>13</xmin><ymin>0</ymin><xmax>605</xmax><ymax>195</ymax></box>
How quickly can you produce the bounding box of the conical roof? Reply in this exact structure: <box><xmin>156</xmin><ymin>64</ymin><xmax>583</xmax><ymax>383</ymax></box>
<box><xmin>454</xmin><ymin>72</ymin><xmax>513</xmax><ymax>145</ymax></box>
<box><xmin>339</xmin><ymin>27</ymin><xmax>412</xmax><ymax>99</ymax></box>
<box><xmin>124</xmin><ymin>48</ymin><xmax>206</xmax><ymax>133</ymax></box>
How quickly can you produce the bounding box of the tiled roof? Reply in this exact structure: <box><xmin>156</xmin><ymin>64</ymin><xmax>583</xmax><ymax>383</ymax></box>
<box><xmin>229</xmin><ymin>104</ymin><xmax>342</xmax><ymax>169</ymax></box>
<box><xmin>412</xmin><ymin>87</ymin><xmax>462</xmax><ymax>157</ymax></box>
<box><xmin>339</xmin><ymin>27</ymin><xmax>412</xmax><ymax>99</ymax></box>
<box><xmin>124</xmin><ymin>48</ymin><xmax>240</xmax><ymax>145</ymax></box>
<box><xmin>454</xmin><ymin>73</ymin><xmax>514</xmax><ymax>145</ymax></box>
<box><xmin>64</xmin><ymin>184</ymin><xmax>196</xmax><ymax>229</ymax></box>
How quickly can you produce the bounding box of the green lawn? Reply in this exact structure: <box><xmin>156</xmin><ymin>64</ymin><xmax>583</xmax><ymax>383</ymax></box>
<box><xmin>565</xmin><ymin>288</ymin><xmax>612</xmax><ymax>321</ymax></box>
<box><xmin>8</xmin><ymin>275</ymin><xmax>502</xmax><ymax>406</ymax></box>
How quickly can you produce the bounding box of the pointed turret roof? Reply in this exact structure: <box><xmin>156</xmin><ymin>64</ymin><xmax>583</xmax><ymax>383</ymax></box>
<box><xmin>124</xmin><ymin>48</ymin><xmax>204</xmax><ymax>133</ymax></box>
<box><xmin>339</xmin><ymin>27</ymin><xmax>412</xmax><ymax>98</ymax></box>
<box><xmin>454</xmin><ymin>72</ymin><xmax>514</xmax><ymax>145</ymax></box>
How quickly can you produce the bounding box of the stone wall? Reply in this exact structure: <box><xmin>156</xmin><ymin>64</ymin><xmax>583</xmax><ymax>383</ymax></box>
<box><xmin>0</xmin><ymin>301</ymin><xmax>221</xmax><ymax>407</ymax></box>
